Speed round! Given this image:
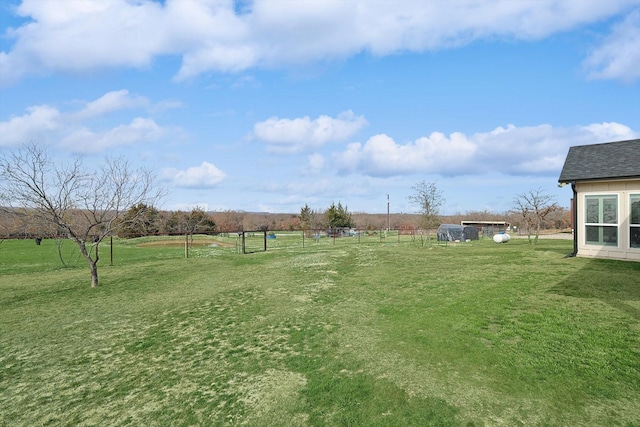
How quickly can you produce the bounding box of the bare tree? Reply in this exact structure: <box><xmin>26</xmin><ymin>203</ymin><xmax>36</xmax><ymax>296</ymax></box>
<box><xmin>0</xmin><ymin>143</ymin><xmax>162</xmax><ymax>287</ymax></box>
<box><xmin>212</xmin><ymin>210</ymin><xmax>245</xmax><ymax>233</ymax></box>
<box><xmin>184</xmin><ymin>207</ymin><xmax>216</xmax><ymax>254</ymax></box>
<box><xmin>298</xmin><ymin>204</ymin><xmax>327</xmax><ymax>234</ymax></box>
<box><xmin>512</xmin><ymin>188</ymin><xmax>559</xmax><ymax>244</ymax></box>
<box><xmin>408</xmin><ymin>180</ymin><xmax>445</xmax><ymax>236</ymax></box>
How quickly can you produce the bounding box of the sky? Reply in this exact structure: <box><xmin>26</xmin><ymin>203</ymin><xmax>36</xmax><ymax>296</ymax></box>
<box><xmin>1</xmin><ymin>0</ymin><xmax>639</xmax><ymax>216</ymax></box>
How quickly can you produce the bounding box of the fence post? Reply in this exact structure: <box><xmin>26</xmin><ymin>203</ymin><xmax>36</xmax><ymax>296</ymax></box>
<box><xmin>185</xmin><ymin>233</ymin><xmax>189</xmax><ymax>258</ymax></box>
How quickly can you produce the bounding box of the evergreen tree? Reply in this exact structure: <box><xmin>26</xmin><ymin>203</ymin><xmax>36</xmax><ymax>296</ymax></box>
<box><xmin>325</xmin><ymin>201</ymin><xmax>355</xmax><ymax>228</ymax></box>
<box><xmin>118</xmin><ymin>203</ymin><xmax>161</xmax><ymax>237</ymax></box>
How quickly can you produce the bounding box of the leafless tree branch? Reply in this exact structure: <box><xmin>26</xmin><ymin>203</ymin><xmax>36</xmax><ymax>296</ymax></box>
<box><xmin>0</xmin><ymin>143</ymin><xmax>163</xmax><ymax>287</ymax></box>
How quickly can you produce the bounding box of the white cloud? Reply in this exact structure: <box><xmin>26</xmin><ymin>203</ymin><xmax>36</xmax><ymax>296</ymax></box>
<box><xmin>73</xmin><ymin>90</ymin><xmax>149</xmax><ymax>120</ymax></box>
<box><xmin>305</xmin><ymin>153</ymin><xmax>326</xmax><ymax>175</ymax></box>
<box><xmin>163</xmin><ymin>161</ymin><xmax>227</xmax><ymax>188</ymax></box>
<box><xmin>0</xmin><ymin>90</ymin><xmax>176</xmax><ymax>152</ymax></box>
<box><xmin>2</xmin><ymin>0</ymin><xmax>639</xmax><ymax>85</ymax></box>
<box><xmin>1</xmin><ymin>0</ymin><xmax>167</xmax><ymax>84</ymax></box>
<box><xmin>583</xmin><ymin>10</ymin><xmax>640</xmax><ymax>82</ymax></box>
<box><xmin>60</xmin><ymin>118</ymin><xmax>165</xmax><ymax>154</ymax></box>
<box><xmin>252</xmin><ymin>110</ymin><xmax>367</xmax><ymax>153</ymax></box>
<box><xmin>336</xmin><ymin>132</ymin><xmax>477</xmax><ymax>176</ymax></box>
<box><xmin>150</xmin><ymin>100</ymin><xmax>184</xmax><ymax>114</ymax></box>
<box><xmin>582</xmin><ymin>121</ymin><xmax>638</xmax><ymax>141</ymax></box>
<box><xmin>335</xmin><ymin>122</ymin><xmax>639</xmax><ymax>177</ymax></box>
<box><xmin>0</xmin><ymin>105</ymin><xmax>62</xmax><ymax>146</ymax></box>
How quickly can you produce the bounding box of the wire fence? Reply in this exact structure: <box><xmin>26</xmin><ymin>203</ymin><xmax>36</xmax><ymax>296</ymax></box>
<box><xmin>244</xmin><ymin>229</ymin><xmax>438</xmax><ymax>252</ymax></box>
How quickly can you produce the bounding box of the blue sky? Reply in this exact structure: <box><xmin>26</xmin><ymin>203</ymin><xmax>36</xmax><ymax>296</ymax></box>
<box><xmin>1</xmin><ymin>0</ymin><xmax>639</xmax><ymax>215</ymax></box>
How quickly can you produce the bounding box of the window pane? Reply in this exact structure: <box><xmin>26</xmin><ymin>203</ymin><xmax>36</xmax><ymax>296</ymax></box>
<box><xmin>631</xmin><ymin>195</ymin><xmax>640</xmax><ymax>225</ymax></box>
<box><xmin>586</xmin><ymin>225</ymin><xmax>617</xmax><ymax>246</ymax></box>
<box><xmin>585</xmin><ymin>197</ymin><xmax>600</xmax><ymax>223</ymax></box>
<box><xmin>631</xmin><ymin>226</ymin><xmax>640</xmax><ymax>249</ymax></box>
<box><xmin>586</xmin><ymin>225</ymin><xmax>600</xmax><ymax>243</ymax></box>
<box><xmin>585</xmin><ymin>195</ymin><xmax>618</xmax><ymax>224</ymax></box>
<box><xmin>602</xmin><ymin>196</ymin><xmax>617</xmax><ymax>224</ymax></box>
<box><xmin>603</xmin><ymin>226</ymin><xmax>617</xmax><ymax>245</ymax></box>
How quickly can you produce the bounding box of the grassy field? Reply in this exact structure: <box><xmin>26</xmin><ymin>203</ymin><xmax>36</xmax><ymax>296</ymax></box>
<box><xmin>1</xmin><ymin>236</ymin><xmax>639</xmax><ymax>426</ymax></box>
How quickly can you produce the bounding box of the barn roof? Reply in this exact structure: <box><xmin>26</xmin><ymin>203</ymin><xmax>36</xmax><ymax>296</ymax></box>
<box><xmin>558</xmin><ymin>139</ymin><xmax>640</xmax><ymax>184</ymax></box>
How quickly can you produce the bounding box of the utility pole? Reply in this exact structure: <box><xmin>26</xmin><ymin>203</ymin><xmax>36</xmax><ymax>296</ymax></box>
<box><xmin>387</xmin><ymin>193</ymin><xmax>390</xmax><ymax>231</ymax></box>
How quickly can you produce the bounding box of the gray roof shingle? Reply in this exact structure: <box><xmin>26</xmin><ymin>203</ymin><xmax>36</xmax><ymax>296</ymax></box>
<box><xmin>558</xmin><ymin>139</ymin><xmax>640</xmax><ymax>183</ymax></box>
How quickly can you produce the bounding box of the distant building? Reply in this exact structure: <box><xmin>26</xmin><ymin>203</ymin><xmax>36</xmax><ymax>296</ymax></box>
<box><xmin>460</xmin><ymin>221</ymin><xmax>510</xmax><ymax>237</ymax></box>
<box><xmin>558</xmin><ymin>138</ymin><xmax>640</xmax><ymax>261</ymax></box>
<box><xmin>437</xmin><ymin>224</ymin><xmax>479</xmax><ymax>241</ymax></box>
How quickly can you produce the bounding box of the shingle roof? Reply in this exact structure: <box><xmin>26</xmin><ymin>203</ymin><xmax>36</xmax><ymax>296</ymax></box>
<box><xmin>558</xmin><ymin>139</ymin><xmax>640</xmax><ymax>183</ymax></box>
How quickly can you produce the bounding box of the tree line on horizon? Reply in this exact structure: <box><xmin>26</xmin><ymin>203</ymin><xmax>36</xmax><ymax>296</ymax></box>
<box><xmin>0</xmin><ymin>202</ymin><xmax>570</xmax><ymax>240</ymax></box>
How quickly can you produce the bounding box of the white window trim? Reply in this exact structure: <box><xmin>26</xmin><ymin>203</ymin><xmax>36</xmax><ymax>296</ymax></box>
<box><xmin>584</xmin><ymin>193</ymin><xmax>619</xmax><ymax>248</ymax></box>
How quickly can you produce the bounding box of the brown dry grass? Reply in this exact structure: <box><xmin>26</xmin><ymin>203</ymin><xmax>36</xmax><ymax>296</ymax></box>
<box><xmin>136</xmin><ymin>237</ymin><xmax>236</xmax><ymax>248</ymax></box>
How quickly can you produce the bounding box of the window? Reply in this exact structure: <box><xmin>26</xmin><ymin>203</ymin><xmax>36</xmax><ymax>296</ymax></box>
<box><xmin>585</xmin><ymin>195</ymin><xmax>618</xmax><ymax>246</ymax></box>
<box><xmin>631</xmin><ymin>194</ymin><xmax>640</xmax><ymax>249</ymax></box>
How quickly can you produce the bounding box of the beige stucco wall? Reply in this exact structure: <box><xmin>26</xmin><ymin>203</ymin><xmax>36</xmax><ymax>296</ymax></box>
<box><xmin>575</xmin><ymin>179</ymin><xmax>640</xmax><ymax>261</ymax></box>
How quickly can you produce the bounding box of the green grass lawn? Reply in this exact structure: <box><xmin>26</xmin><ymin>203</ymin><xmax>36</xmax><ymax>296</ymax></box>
<box><xmin>1</xmin><ymin>237</ymin><xmax>639</xmax><ymax>426</ymax></box>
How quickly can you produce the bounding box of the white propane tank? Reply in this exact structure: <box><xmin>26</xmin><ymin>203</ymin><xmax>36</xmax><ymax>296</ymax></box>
<box><xmin>493</xmin><ymin>233</ymin><xmax>511</xmax><ymax>243</ymax></box>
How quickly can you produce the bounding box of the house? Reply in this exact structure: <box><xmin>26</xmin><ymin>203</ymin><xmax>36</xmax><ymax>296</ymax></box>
<box><xmin>558</xmin><ymin>138</ymin><xmax>640</xmax><ymax>261</ymax></box>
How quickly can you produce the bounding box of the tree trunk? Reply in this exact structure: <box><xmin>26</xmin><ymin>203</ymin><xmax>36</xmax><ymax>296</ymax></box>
<box><xmin>91</xmin><ymin>242</ymin><xmax>99</xmax><ymax>287</ymax></box>
<box><xmin>75</xmin><ymin>237</ymin><xmax>100</xmax><ymax>287</ymax></box>
<box><xmin>90</xmin><ymin>260</ymin><xmax>99</xmax><ymax>288</ymax></box>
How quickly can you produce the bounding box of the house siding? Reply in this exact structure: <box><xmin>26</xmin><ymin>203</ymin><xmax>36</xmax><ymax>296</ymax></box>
<box><xmin>576</xmin><ymin>179</ymin><xmax>640</xmax><ymax>261</ymax></box>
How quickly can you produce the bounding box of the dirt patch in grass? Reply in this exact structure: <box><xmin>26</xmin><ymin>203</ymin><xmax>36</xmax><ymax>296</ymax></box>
<box><xmin>137</xmin><ymin>238</ymin><xmax>236</xmax><ymax>248</ymax></box>
<box><xmin>237</xmin><ymin>369</ymin><xmax>308</xmax><ymax>425</ymax></box>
